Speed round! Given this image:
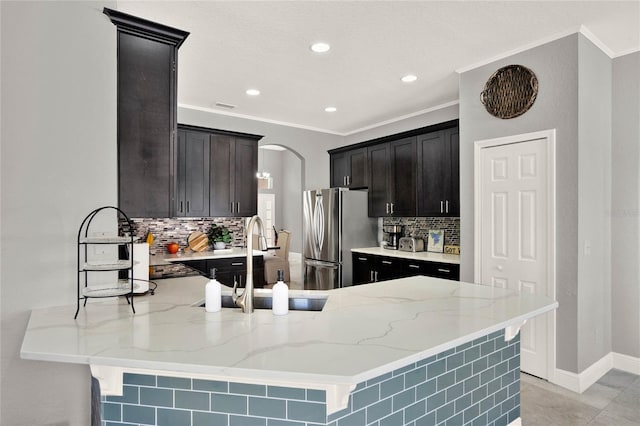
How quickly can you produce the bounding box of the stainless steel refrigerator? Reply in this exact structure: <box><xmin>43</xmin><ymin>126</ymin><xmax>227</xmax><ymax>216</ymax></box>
<box><xmin>303</xmin><ymin>188</ymin><xmax>378</xmax><ymax>290</ymax></box>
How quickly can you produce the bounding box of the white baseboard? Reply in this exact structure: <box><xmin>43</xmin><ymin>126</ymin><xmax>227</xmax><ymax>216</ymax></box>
<box><xmin>551</xmin><ymin>351</ymin><xmax>640</xmax><ymax>393</ymax></box>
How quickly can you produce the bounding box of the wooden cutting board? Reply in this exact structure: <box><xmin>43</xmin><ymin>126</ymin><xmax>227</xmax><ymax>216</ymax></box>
<box><xmin>187</xmin><ymin>231</ymin><xmax>209</xmax><ymax>252</ymax></box>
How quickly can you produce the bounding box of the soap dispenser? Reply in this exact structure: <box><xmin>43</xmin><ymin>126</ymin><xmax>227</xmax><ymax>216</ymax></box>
<box><xmin>272</xmin><ymin>270</ymin><xmax>289</xmax><ymax>315</ymax></box>
<box><xmin>205</xmin><ymin>268</ymin><xmax>221</xmax><ymax>312</ymax></box>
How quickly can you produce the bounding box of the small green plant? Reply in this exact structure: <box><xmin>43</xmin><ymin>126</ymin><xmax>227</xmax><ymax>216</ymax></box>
<box><xmin>207</xmin><ymin>224</ymin><xmax>232</xmax><ymax>245</ymax></box>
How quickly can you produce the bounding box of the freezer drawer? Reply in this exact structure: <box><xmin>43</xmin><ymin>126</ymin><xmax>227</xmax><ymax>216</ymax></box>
<box><xmin>304</xmin><ymin>259</ymin><xmax>340</xmax><ymax>290</ymax></box>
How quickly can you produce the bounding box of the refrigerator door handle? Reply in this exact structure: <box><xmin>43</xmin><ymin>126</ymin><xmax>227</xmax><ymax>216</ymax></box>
<box><xmin>314</xmin><ymin>194</ymin><xmax>325</xmax><ymax>251</ymax></box>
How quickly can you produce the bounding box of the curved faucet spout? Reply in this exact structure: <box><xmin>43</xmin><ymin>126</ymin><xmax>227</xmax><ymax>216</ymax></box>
<box><xmin>233</xmin><ymin>215</ymin><xmax>266</xmax><ymax>313</ymax></box>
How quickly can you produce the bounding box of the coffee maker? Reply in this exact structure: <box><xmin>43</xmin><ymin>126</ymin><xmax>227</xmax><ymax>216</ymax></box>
<box><xmin>383</xmin><ymin>225</ymin><xmax>403</xmax><ymax>250</ymax></box>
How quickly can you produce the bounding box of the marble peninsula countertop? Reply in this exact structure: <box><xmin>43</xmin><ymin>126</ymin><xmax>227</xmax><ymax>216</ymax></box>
<box><xmin>352</xmin><ymin>247</ymin><xmax>461</xmax><ymax>264</ymax></box>
<box><xmin>21</xmin><ymin>275</ymin><xmax>555</xmax><ymax>411</ymax></box>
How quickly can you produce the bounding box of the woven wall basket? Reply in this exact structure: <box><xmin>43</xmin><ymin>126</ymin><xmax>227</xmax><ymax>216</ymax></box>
<box><xmin>480</xmin><ymin>65</ymin><xmax>538</xmax><ymax>119</ymax></box>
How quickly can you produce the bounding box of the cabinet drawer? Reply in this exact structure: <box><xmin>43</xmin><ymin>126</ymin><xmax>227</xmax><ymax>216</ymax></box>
<box><xmin>403</xmin><ymin>260</ymin><xmax>459</xmax><ymax>281</ymax></box>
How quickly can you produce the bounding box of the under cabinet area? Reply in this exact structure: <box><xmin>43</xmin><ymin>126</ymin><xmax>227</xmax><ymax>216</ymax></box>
<box><xmin>177</xmin><ymin>124</ymin><xmax>262</xmax><ymax>218</ymax></box>
<box><xmin>352</xmin><ymin>252</ymin><xmax>460</xmax><ymax>284</ymax></box>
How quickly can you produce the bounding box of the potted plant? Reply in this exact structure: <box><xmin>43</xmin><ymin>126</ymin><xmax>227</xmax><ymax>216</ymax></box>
<box><xmin>207</xmin><ymin>224</ymin><xmax>232</xmax><ymax>249</ymax></box>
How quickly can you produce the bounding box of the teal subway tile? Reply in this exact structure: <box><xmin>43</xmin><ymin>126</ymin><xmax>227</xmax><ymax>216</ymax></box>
<box><xmin>124</xmin><ymin>373</ymin><xmax>156</xmax><ymax>387</ymax></box>
<box><xmin>501</xmin><ymin>345</ymin><xmax>515</xmax><ymax>360</ymax></box>
<box><xmin>193</xmin><ymin>378</ymin><xmax>228</xmax><ymax>393</ymax></box>
<box><xmin>481</xmin><ymin>340</ymin><xmax>495</xmax><ymax>356</ymax></box>
<box><xmin>437</xmin><ymin>371</ymin><xmax>456</xmax><ymax>391</ymax></box>
<box><xmin>157</xmin><ymin>408</ymin><xmax>190</xmax><ymax>426</ymax></box>
<box><xmin>472</xmin><ymin>384</ymin><xmax>488</xmax><ymax>403</ymax></box>
<box><xmin>158</xmin><ymin>376</ymin><xmax>191</xmax><ymax>390</ymax></box>
<box><xmin>455</xmin><ymin>364</ymin><xmax>473</xmax><ymax>382</ymax></box>
<box><xmin>494</xmin><ymin>336</ymin><xmax>508</xmax><ymax>350</ymax></box>
<box><xmin>405</xmin><ymin>366</ymin><xmax>426</xmax><ymax>388</ymax></box>
<box><xmin>367</xmin><ymin>371</ymin><xmax>392</xmax><ymax>386</ymax></box>
<box><xmin>454</xmin><ymin>393</ymin><xmax>472</xmax><ymax>413</ymax></box>
<box><xmin>487</xmin><ymin>378</ymin><xmax>502</xmax><ymax>395</ymax></box>
<box><xmin>488</xmin><ymin>330</ymin><xmax>502</xmax><ymax>340</ymax></box>
<box><xmin>380</xmin><ymin>375</ymin><xmax>404</xmax><ymax>398</ymax></box>
<box><xmin>463</xmin><ymin>374</ymin><xmax>480</xmax><ymax>393</ymax></box>
<box><xmin>175</xmin><ymin>389</ymin><xmax>209</xmax><ymax>411</ymax></box>
<box><xmin>455</xmin><ymin>341</ymin><xmax>473</xmax><ymax>352</ymax></box>
<box><xmin>103</xmin><ymin>402</ymin><xmax>121</xmax><ymax>421</ymax></box>
<box><xmin>464</xmin><ymin>346</ymin><xmax>481</xmax><ymax>364</ymax></box>
<box><xmin>487</xmin><ymin>405</ymin><xmax>502</xmax><ymax>423</ymax></box>
<box><xmin>415</xmin><ymin>410</ymin><xmax>436</xmax><ymax>426</ymax></box>
<box><xmin>436</xmin><ymin>401</ymin><xmax>455</xmax><ymax>423</ymax></box>
<box><xmin>446</xmin><ymin>352</ymin><xmax>464</xmax><ymax>370</ymax></box>
<box><xmin>480</xmin><ymin>368</ymin><xmax>495</xmax><ymax>385</ymax></box>
<box><xmin>416</xmin><ymin>378</ymin><xmax>437</xmax><ymax>400</ymax></box>
<box><xmin>464</xmin><ymin>402</ymin><xmax>480</xmax><ymax>423</ymax></box>
<box><xmin>446</xmin><ymin>382</ymin><xmax>464</xmax><ymax>401</ymax></box>
<box><xmin>306</xmin><ymin>389</ymin><xmax>326</xmax><ymax>402</ymax></box>
<box><xmin>404</xmin><ymin>400</ymin><xmax>426</xmax><ymax>423</ymax></box>
<box><xmin>494</xmin><ymin>388</ymin><xmax>508</xmax><ymax>405</ymax></box>
<box><xmin>471</xmin><ymin>412</ymin><xmax>488</xmax><ymax>426</ymax></box>
<box><xmin>501</xmin><ymin>370</ymin><xmax>517</xmax><ymax>388</ymax></box>
<box><xmin>337</xmin><ymin>409</ymin><xmax>365</xmax><ymax>426</ymax></box>
<box><xmin>267</xmin><ymin>385</ymin><xmax>306</xmax><ymax>400</ymax></box>
<box><xmin>211</xmin><ymin>393</ymin><xmax>247</xmax><ymax>415</ymax></box>
<box><xmin>193</xmin><ymin>411</ymin><xmax>229</xmax><ymax>426</ymax></box>
<box><xmin>249</xmin><ymin>396</ymin><xmax>286</xmax><ymax>418</ymax></box>
<box><xmin>501</xmin><ymin>394</ymin><xmax>518</xmax><ymax>414</ymax></box>
<box><xmin>509</xmin><ymin>356</ymin><xmax>520</xmax><ymax>371</ymax></box>
<box><xmin>105</xmin><ymin>422</ymin><xmax>137</xmax><ymax>426</ymax></box>
<box><xmin>267</xmin><ymin>419</ymin><xmax>305</xmax><ymax>426</ymax></box>
<box><xmin>494</xmin><ymin>412</ymin><xmax>509</xmax><ymax>426</ymax></box>
<box><xmin>417</xmin><ymin>354</ymin><xmax>437</xmax><ymax>367</ymax></box>
<box><xmin>426</xmin><ymin>359</ymin><xmax>446</xmax><ymax>377</ymax></box>
<box><xmin>106</xmin><ymin>385</ymin><xmax>139</xmax><ymax>404</ymax></box>
<box><xmin>140</xmin><ymin>386</ymin><xmax>172</xmax><ymax>408</ymax></box>
<box><xmin>230</xmin><ymin>382</ymin><xmax>266</xmax><ymax>396</ymax></box>
<box><xmin>353</xmin><ymin>382</ymin><xmax>366</xmax><ymax>391</ymax></box>
<box><xmin>508</xmin><ymin>381</ymin><xmax>519</xmax><ymax>398</ymax></box>
<box><xmin>327</xmin><ymin>405</ymin><xmax>352</xmax><ymax>423</ymax></box>
<box><xmin>353</xmin><ymin>384</ymin><xmax>379</xmax><ymax>410</ymax></box>
<box><xmin>480</xmin><ymin>395</ymin><xmax>494</xmax><ymax>413</ymax></box>
<box><xmin>230</xmin><ymin>415</ymin><xmax>266</xmax><ymax>426</ymax></box>
<box><xmin>122</xmin><ymin>404</ymin><xmax>155</xmax><ymax>425</ymax></box>
<box><xmin>287</xmin><ymin>400</ymin><xmax>325</xmax><ymax>423</ymax></box>
<box><xmin>472</xmin><ymin>335</ymin><xmax>487</xmax><ymax>345</ymax></box>
<box><xmin>393</xmin><ymin>363</ymin><xmax>416</xmax><ymax>376</ymax></box>
<box><xmin>366</xmin><ymin>397</ymin><xmax>392</xmax><ymax>423</ymax></box>
<box><xmin>437</xmin><ymin>347</ymin><xmax>456</xmax><ymax>359</ymax></box>
<box><xmin>446</xmin><ymin>412</ymin><xmax>463</xmax><ymax>425</ymax></box>
<box><xmin>488</xmin><ymin>351</ymin><xmax>502</xmax><ymax>366</ymax></box>
<box><xmin>472</xmin><ymin>356</ymin><xmax>489</xmax><ymax>375</ymax></box>
<box><xmin>508</xmin><ymin>406</ymin><xmax>520</xmax><ymax>423</ymax></box>
<box><xmin>379</xmin><ymin>410</ymin><xmax>403</xmax><ymax>426</ymax></box>
<box><xmin>426</xmin><ymin>389</ymin><xmax>446</xmax><ymax>412</ymax></box>
<box><xmin>392</xmin><ymin>388</ymin><xmax>416</xmax><ymax>412</ymax></box>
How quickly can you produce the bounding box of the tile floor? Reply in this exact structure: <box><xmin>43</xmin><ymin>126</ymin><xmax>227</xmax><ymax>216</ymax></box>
<box><xmin>521</xmin><ymin>369</ymin><xmax>640</xmax><ymax>425</ymax></box>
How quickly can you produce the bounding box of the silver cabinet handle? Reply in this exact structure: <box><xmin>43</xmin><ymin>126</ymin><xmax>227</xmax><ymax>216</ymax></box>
<box><xmin>370</xmin><ymin>271</ymin><xmax>374</xmax><ymax>282</ymax></box>
<box><xmin>230</xmin><ymin>202</ymin><xmax>234</xmax><ymax>213</ymax></box>
<box><xmin>358</xmin><ymin>257</ymin><xmax>368</xmax><ymax>261</ymax></box>
<box><xmin>409</xmin><ymin>264</ymin><xmax>420</xmax><ymax>269</ymax></box>
<box><xmin>390</xmin><ymin>203</ymin><xmax>394</xmax><ymax>214</ymax></box>
<box><xmin>440</xmin><ymin>201</ymin><xmax>444</xmax><ymax>213</ymax></box>
<box><xmin>180</xmin><ymin>201</ymin><xmax>184</xmax><ymax>213</ymax></box>
<box><xmin>347</xmin><ymin>176</ymin><xmax>351</xmax><ymax>186</ymax></box>
<box><xmin>236</xmin><ymin>202</ymin><xmax>240</xmax><ymax>213</ymax></box>
<box><xmin>382</xmin><ymin>260</ymin><xmax>392</xmax><ymax>265</ymax></box>
<box><xmin>374</xmin><ymin>271</ymin><xmax>379</xmax><ymax>282</ymax></box>
<box><xmin>437</xmin><ymin>268</ymin><xmax>451</xmax><ymax>273</ymax></box>
<box><xmin>231</xmin><ymin>262</ymin><xmax>244</xmax><ymax>266</ymax></box>
<box><xmin>343</xmin><ymin>176</ymin><xmax>346</xmax><ymax>186</ymax></box>
<box><xmin>385</xmin><ymin>203</ymin><xmax>390</xmax><ymax>214</ymax></box>
<box><xmin>186</xmin><ymin>201</ymin><xmax>190</xmax><ymax>213</ymax></box>
<box><xmin>445</xmin><ymin>200</ymin><xmax>449</xmax><ymax>213</ymax></box>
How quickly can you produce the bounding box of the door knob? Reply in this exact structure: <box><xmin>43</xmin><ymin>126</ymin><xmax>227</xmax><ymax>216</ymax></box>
<box><xmin>496</xmin><ymin>265</ymin><xmax>504</xmax><ymax>271</ymax></box>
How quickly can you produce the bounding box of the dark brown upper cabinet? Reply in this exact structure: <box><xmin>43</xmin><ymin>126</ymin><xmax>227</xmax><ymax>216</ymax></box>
<box><xmin>416</xmin><ymin>127</ymin><xmax>460</xmax><ymax>217</ymax></box>
<box><xmin>176</xmin><ymin>129</ymin><xmax>210</xmax><ymax>217</ymax></box>
<box><xmin>104</xmin><ymin>8</ymin><xmax>189</xmax><ymax>218</ymax></box>
<box><xmin>329</xmin><ymin>147</ymin><xmax>368</xmax><ymax>188</ymax></box>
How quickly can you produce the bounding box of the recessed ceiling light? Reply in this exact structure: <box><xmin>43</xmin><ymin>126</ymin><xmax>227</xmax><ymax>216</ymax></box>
<box><xmin>401</xmin><ymin>74</ymin><xmax>418</xmax><ymax>83</ymax></box>
<box><xmin>310</xmin><ymin>42</ymin><xmax>331</xmax><ymax>53</ymax></box>
<box><xmin>246</xmin><ymin>89</ymin><xmax>260</xmax><ymax>96</ymax></box>
<box><xmin>325</xmin><ymin>106</ymin><xmax>337</xmax><ymax>113</ymax></box>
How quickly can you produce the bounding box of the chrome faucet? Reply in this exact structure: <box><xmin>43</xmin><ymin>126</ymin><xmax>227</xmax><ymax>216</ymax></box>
<box><xmin>232</xmin><ymin>215</ymin><xmax>267</xmax><ymax>313</ymax></box>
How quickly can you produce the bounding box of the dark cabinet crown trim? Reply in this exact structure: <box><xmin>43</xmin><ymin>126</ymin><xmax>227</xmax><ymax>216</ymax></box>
<box><xmin>178</xmin><ymin>123</ymin><xmax>263</xmax><ymax>141</ymax></box>
<box><xmin>103</xmin><ymin>7</ymin><xmax>190</xmax><ymax>47</ymax></box>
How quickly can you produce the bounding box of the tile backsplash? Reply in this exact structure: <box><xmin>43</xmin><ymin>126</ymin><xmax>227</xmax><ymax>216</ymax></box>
<box><xmin>383</xmin><ymin>217</ymin><xmax>460</xmax><ymax>247</ymax></box>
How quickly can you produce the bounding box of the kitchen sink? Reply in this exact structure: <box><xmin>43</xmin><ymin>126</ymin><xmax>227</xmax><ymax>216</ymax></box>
<box><xmin>197</xmin><ymin>295</ymin><xmax>327</xmax><ymax>311</ymax></box>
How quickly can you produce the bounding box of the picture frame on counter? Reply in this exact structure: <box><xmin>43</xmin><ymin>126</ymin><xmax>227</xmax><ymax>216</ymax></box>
<box><xmin>427</xmin><ymin>229</ymin><xmax>444</xmax><ymax>253</ymax></box>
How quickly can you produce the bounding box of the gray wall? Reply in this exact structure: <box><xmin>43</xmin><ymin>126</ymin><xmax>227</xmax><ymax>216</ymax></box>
<box><xmin>459</xmin><ymin>34</ymin><xmax>581</xmax><ymax>372</ymax></box>
<box><xmin>611</xmin><ymin>51</ymin><xmax>640</xmax><ymax>359</ymax></box>
<box><xmin>1</xmin><ymin>2</ymin><xmax>117</xmax><ymax>424</ymax></box>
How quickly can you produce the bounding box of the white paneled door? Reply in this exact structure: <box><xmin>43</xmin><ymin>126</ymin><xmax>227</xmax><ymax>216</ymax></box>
<box><xmin>476</xmin><ymin>132</ymin><xmax>555</xmax><ymax>380</ymax></box>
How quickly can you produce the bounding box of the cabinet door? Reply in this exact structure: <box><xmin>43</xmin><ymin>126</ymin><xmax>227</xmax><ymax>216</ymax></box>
<box><xmin>330</xmin><ymin>152</ymin><xmax>349</xmax><ymax>188</ymax></box>
<box><xmin>374</xmin><ymin>256</ymin><xmax>402</xmax><ymax>282</ymax></box>
<box><xmin>352</xmin><ymin>253</ymin><xmax>373</xmax><ymax>285</ymax></box>
<box><xmin>117</xmin><ymin>33</ymin><xmax>175</xmax><ymax>218</ymax></box>
<box><xmin>233</xmin><ymin>138</ymin><xmax>258</xmax><ymax>217</ymax></box>
<box><xmin>209</xmin><ymin>135</ymin><xmax>234</xmax><ymax>217</ymax></box>
<box><xmin>348</xmin><ymin>148</ymin><xmax>368</xmax><ymax>188</ymax></box>
<box><xmin>388</xmin><ymin>137</ymin><xmax>417</xmax><ymax>216</ymax></box>
<box><xmin>176</xmin><ymin>130</ymin><xmax>210</xmax><ymax>217</ymax></box>
<box><xmin>368</xmin><ymin>144</ymin><xmax>390</xmax><ymax>217</ymax></box>
<box><xmin>417</xmin><ymin>131</ymin><xmax>447</xmax><ymax>216</ymax></box>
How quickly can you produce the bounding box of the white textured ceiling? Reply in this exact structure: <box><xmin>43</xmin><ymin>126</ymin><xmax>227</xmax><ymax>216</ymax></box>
<box><xmin>116</xmin><ymin>1</ymin><xmax>640</xmax><ymax>135</ymax></box>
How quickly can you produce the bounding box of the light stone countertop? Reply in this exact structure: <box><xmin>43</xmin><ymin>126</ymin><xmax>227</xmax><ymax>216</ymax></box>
<box><xmin>21</xmin><ymin>275</ymin><xmax>555</xmax><ymax>412</ymax></box>
<box><xmin>352</xmin><ymin>246</ymin><xmax>461</xmax><ymax>264</ymax></box>
<box><xmin>163</xmin><ymin>247</ymin><xmax>264</xmax><ymax>262</ymax></box>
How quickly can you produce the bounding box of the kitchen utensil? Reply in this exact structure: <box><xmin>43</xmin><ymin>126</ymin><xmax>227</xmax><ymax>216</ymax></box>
<box><xmin>188</xmin><ymin>231</ymin><xmax>209</xmax><ymax>252</ymax></box>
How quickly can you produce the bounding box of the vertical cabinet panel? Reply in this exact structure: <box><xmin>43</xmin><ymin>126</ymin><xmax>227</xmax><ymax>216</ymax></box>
<box><xmin>367</xmin><ymin>144</ymin><xmax>391</xmax><ymax>217</ymax></box>
<box><xmin>233</xmin><ymin>138</ymin><xmax>258</xmax><ymax>217</ymax></box>
<box><xmin>209</xmin><ymin>134</ymin><xmax>234</xmax><ymax>217</ymax></box>
<box><xmin>176</xmin><ymin>130</ymin><xmax>210</xmax><ymax>217</ymax></box>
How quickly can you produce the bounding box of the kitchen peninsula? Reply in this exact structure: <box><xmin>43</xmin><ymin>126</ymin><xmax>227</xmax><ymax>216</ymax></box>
<box><xmin>21</xmin><ymin>276</ymin><xmax>556</xmax><ymax>426</ymax></box>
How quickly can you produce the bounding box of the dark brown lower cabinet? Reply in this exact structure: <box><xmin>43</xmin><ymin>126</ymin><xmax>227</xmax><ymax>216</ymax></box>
<box><xmin>180</xmin><ymin>256</ymin><xmax>265</xmax><ymax>288</ymax></box>
<box><xmin>352</xmin><ymin>253</ymin><xmax>459</xmax><ymax>285</ymax></box>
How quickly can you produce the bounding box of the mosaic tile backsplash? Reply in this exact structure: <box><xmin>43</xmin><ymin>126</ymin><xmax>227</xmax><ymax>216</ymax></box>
<box><xmin>384</xmin><ymin>217</ymin><xmax>460</xmax><ymax>247</ymax></box>
<box><xmin>99</xmin><ymin>330</ymin><xmax>519</xmax><ymax>426</ymax></box>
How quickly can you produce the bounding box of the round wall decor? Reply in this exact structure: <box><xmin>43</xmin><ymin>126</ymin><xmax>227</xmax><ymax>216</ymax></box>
<box><xmin>480</xmin><ymin>65</ymin><xmax>538</xmax><ymax>119</ymax></box>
